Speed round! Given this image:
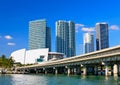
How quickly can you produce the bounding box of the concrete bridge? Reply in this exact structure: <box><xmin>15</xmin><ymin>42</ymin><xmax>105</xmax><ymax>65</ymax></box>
<box><xmin>16</xmin><ymin>45</ymin><xmax>120</xmax><ymax>76</ymax></box>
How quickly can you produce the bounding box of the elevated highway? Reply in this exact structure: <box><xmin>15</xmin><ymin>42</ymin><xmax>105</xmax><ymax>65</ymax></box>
<box><xmin>16</xmin><ymin>45</ymin><xmax>120</xmax><ymax>76</ymax></box>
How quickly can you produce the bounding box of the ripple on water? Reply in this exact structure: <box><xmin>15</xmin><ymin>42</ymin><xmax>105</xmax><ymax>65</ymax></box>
<box><xmin>0</xmin><ymin>74</ymin><xmax>120</xmax><ymax>85</ymax></box>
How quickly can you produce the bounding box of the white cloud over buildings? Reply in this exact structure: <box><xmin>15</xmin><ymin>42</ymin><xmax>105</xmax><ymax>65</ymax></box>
<box><xmin>81</xmin><ymin>27</ymin><xmax>95</xmax><ymax>32</ymax></box>
<box><xmin>7</xmin><ymin>42</ymin><xmax>15</xmax><ymax>46</ymax></box>
<box><xmin>75</xmin><ymin>23</ymin><xmax>85</xmax><ymax>32</ymax></box>
<box><xmin>75</xmin><ymin>23</ymin><xmax>95</xmax><ymax>32</ymax></box>
<box><xmin>109</xmin><ymin>25</ymin><xmax>120</xmax><ymax>30</ymax></box>
<box><xmin>4</xmin><ymin>35</ymin><xmax>13</xmax><ymax>40</ymax></box>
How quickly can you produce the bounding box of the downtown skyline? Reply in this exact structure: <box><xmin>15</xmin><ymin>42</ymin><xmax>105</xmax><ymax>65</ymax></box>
<box><xmin>0</xmin><ymin>0</ymin><xmax>120</xmax><ymax>57</ymax></box>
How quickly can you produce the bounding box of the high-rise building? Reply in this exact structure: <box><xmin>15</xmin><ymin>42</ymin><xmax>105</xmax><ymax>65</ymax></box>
<box><xmin>29</xmin><ymin>19</ymin><xmax>51</xmax><ymax>51</ymax></box>
<box><xmin>46</xmin><ymin>27</ymin><xmax>51</xmax><ymax>51</ymax></box>
<box><xmin>56</xmin><ymin>20</ymin><xmax>75</xmax><ymax>57</ymax></box>
<box><xmin>68</xmin><ymin>21</ymin><xmax>76</xmax><ymax>57</ymax></box>
<box><xmin>83</xmin><ymin>33</ymin><xmax>94</xmax><ymax>53</ymax></box>
<box><xmin>96</xmin><ymin>22</ymin><xmax>109</xmax><ymax>50</ymax></box>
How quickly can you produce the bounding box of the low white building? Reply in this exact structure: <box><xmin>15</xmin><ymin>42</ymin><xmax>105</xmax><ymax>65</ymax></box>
<box><xmin>10</xmin><ymin>48</ymin><xmax>65</xmax><ymax>64</ymax></box>
<box><xmin>10</xmin><ymin>49</ymin><xmax>26</xmax><ymax>64</ymax></box>
<box><xmin>25</xmin><ymin>48</ymin><xmax>49</xmax><ymax>64</ymax></box>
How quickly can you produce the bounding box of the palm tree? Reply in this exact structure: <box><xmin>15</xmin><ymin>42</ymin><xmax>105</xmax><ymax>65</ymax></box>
<box><xmin>8</xmin><ymin>57</ymin><xmax>14</xmax><ymax>68</ymax></box>
<box><xmin>1</xmin><ymin>55</ymin><xmax>7</xmax><ymax>68</ymax></box>
<box><xmin>0</xmin><ymin>55</ymin><xmax>14</xmax><ymax>69</ymax></box>
<box><xmin>0</xmin><ymin>58</ymin><xmax>2</xmax><ymax>67</ymax></box>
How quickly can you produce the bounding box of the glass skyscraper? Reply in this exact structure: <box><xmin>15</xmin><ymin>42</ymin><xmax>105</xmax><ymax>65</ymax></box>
<box><xmin>56</xmin><ymin>20</ymin><xmax>75</xmax><ymax>57</ymax></box>
<box><xmin>83</xmin><ymin>33</ymin><xmax>94</xmax><ymax>53</ymax></box>
<box><xmin>29</xmin><ymin>19</ymin><xmax>51</xmax><ymax>51</ymax></box>
<box><xmin>96</xmin><ymin>22</ymin><xmax>109</xmax><ymax>50</ymax></box>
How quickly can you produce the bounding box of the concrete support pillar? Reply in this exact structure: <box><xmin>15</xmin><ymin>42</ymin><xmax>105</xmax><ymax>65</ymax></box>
<box><xmin>94</xmin><ymin>66</ymin><xmax>98</xmax><ymax>75</ymax></box>
<box><xmin>74</xmin><ymin>68</ymin><xmax>77</xmax><ymax>74</ymax></box>
<box><xmin>43</xmin><ymin>68</ymin><xmax>47</xmax><ymax>74</ymax></box>
<box><xmin>55</xmin><ymin>69</ymin><xmax>58</xmax><ymax>75</ymax></box>
<box><xmin>105</xmin><ymin>65</ymin><xmax>109</xmax><ymax>76</ymax></box>
<box><xmin>67</xmin><ymin>68</ymin><xmax>70</xmax><ymax>76</ymax></box>
<box><xmin>111</xmin><ymin>65</ymin><xmax>113</xmax><ymax>76</ymax></box>
<box><xmin>82</xmin><ymin>66</ymin><xmax>87</xmax><ymax>75</ymax></box>
<box><xmin>71</xmin><ymin>68</ymin><xmax>73</xmax><ymax>74</ymax></box>
<box><xmin>113</xmin><ymin>64</ymin><xmax>118</xmax><ymax>76</ymax></box>
<box><xmin>34</xmin><ymin>68</ymin><xmax>38</xmax><ymax>74</ymax></box>
<box><xmin>36</xmin><ymin>70</ymin><xmax>38</xmax><ymax>74</ymax></box>
<box><xmin>118</xmin><ymin>65</ymin><xmax>120</xmax><ymax>76</ymax></box>
<box><xmin>45</xmin><ymin>70</ymin><xmax>47</xmax><ymax>74</ymax></box>
<box><xmin>76</xmin><ymin>66</ymin><xmax>81</xmax><ymax>75</ymax></box>
<box><xmin>22</xmin><ymin>69</ymin><xmax>25</xmax><ymax>74</ymax></box>
<box><xmin>100</xmin><ymin>65</ymin><xmax>103</xmax><ymax>75</ymax></box>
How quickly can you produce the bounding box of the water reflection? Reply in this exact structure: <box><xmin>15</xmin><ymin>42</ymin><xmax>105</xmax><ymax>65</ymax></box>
<box><xmin>0</xmin><ymin>74</ymin><xmax>120</xmax><ymax>85</ymax></box>
<box><xmin>105</xmin><ymin>76</ymin><xmax>108</xmax><ymax>80</ymax></box>
<box><xmin>0</xmin><ymin>74</ymin><xmax>13</xmax><ymax>85</ymax></box>
<box><xmin>11</xmin><ymin>74</ymin><xmax>47</xmax><ymax>85</ymax></box>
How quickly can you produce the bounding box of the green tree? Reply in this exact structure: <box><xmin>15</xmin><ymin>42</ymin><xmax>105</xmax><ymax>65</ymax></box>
<box><xmin>7</xmin><ymin>57</ymin><xmax>14</xmax><ymax>68</ymax></box>
<box><xmin>1</xmin><ymin>55</ymin><xmax>7</xmax><ymax>68</ymax></box>
<box><xmin>0</xmin><ymin>55</ymin><xmax>14</xmax><ymax>69</ymax></box>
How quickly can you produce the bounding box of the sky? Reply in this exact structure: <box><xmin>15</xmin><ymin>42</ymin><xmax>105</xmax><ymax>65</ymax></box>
<box><xmin>0</xmin><ymin>0</ymin><xmax>120</xmax><ymax>57</ymax></box>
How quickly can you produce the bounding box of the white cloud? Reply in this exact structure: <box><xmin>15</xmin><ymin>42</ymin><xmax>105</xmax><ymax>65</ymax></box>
<box><xmin>109</xmin><ymin>25</ymin><xmax>120</xmax><ymax>30</ymax></box>
<box><xmin>75</xmin><ymin>23</ymin><xmax>85</xmax><ymax>32</ymax></box>
<box><xmin>7</xmin><ymin>42</ymin><xmax>15</xmax><ymax>46</ymax></box>
<box><xmin>75</xmin><ymin>24</ymin><xmax>85</xmax><ymax>27</ymax></box>
<box><xmin>81</xmin><ymin>27</ymin><xmax>95</xmax><ymax>32</ymax></box>
<box><xmin>4</xmin><ymin>35</ymin><xmax>13</xmax><ymax>40</ymax></box>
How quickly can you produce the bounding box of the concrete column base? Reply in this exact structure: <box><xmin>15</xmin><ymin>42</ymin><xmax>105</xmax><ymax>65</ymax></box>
<box><xmin>55</xmin><ymin>69</ymin><xmax>58</xmax><ymax>75</ymax></box>
<box><xmin>76</xmin><ymin>66</ymin><xmax>81</xmax><ymax>75</ymax></box>
<box><xmin>67</xmin><ymin>68</ymin><xmax>70</xmax><ymax>76</ymax></box>
<box><xmin>105</xmin><ymin>65</ymin><xmax>108</xmax><ymax>76</ymax></box>
<box><xmin>118</xmin><ymin>65</ymin><xmax>120</xmax><ymax>76</ymax></box>
<box><xmin>45</xmin><ymin>70</ymin><xmax>47</xmax><ymax>74</ymax></box>
<box><xmin>113</xmin><ymin>64</ymin><xmax>118</xmax><ymax>76</ymax></box>
<box><xmin>81</xmin><ymin>67</ymin><xmax>87</xmax><ymax>76</ymax></box>
<box><xmin>94</xmin><ymin>66</ymin><xmax>98</xmax><ymax>75</ymax></box>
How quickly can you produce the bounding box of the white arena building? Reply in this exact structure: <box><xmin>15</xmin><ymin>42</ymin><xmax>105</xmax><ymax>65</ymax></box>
<box><xmin>10</xmin><ymin>48</ymin><xmax>64</xmax><ymax>64</ymax></box>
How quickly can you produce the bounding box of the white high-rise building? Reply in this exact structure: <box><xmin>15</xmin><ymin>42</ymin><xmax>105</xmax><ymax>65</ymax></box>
<box><xmin>83</xmin><ymin>33</ymin><xmax>94</xmax><ymax>53</ymax></box>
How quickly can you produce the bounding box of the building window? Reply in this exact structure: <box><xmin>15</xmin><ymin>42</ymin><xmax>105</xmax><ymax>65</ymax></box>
<box><xmin>37</xmin><ymin>55</ymin><xmax>45</xmax><ymax>62</ymax></box>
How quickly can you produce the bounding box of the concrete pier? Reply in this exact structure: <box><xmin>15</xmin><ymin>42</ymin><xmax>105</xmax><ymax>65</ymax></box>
<box><xmin>105</xmin><ymin>65</ymin><xmax>108</xmax><ymax>76</ymax></box>
<box><xmin>81</xmin><ymin>66</ymin><xmax>87</xmax><ymax>75</ymax></box>
<box><xmin>113</xmin><ymin>64</ymin><xmax>118</xmax><ymax>76</ymax></box>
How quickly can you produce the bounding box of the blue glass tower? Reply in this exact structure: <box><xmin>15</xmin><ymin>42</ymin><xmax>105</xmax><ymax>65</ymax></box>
<box><xmin>29</xmin><ymin>19</ymin><xmax>51</xmax><ymax>51</ymax></box>
<box><xmin>56</xmin><ymin>20</ymin><xmax>75</xmax><ymax>57</ymax></box>
<box><xmin>96</xmin><ymin>22</ymin><xmax>109</xmax><ymax>50</ymax></box>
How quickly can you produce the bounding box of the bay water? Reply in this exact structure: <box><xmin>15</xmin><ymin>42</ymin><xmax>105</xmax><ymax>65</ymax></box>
<box><xmin>0</xmin><ymin>74</ymin><xmax>120</xmax><ymax>85</ymax></box>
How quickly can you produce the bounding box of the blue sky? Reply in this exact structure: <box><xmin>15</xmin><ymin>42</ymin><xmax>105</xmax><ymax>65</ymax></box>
<box><xmin>0</xmin><ymin>0</ymin><xmax>120</xmax><ymax>57</ymax></box>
